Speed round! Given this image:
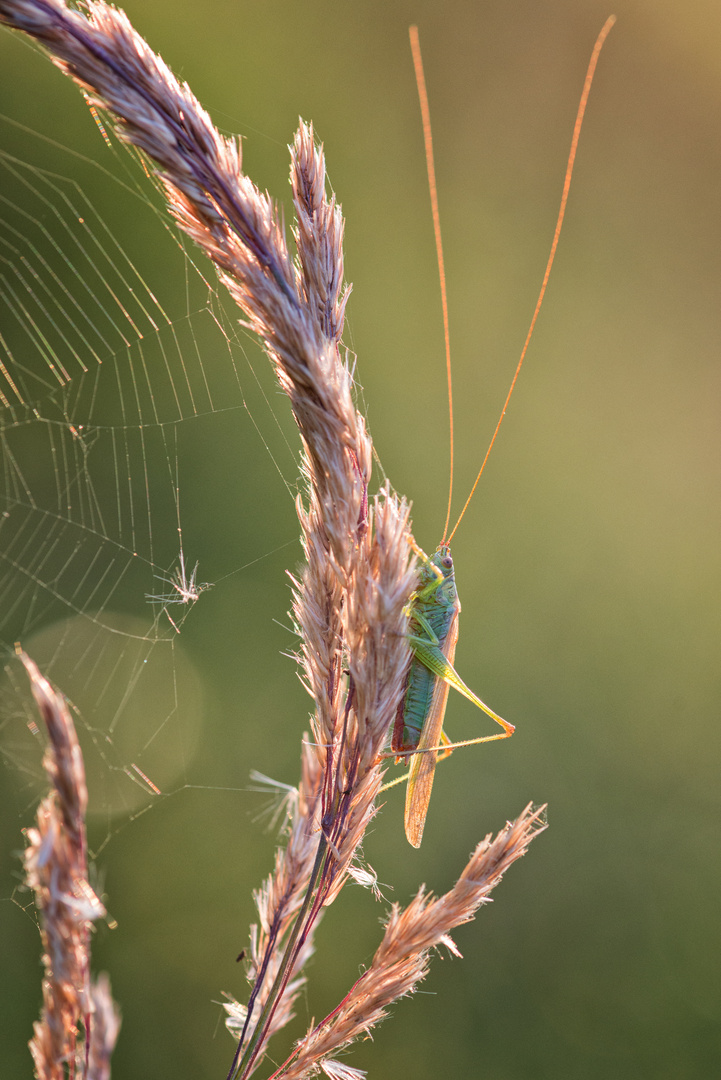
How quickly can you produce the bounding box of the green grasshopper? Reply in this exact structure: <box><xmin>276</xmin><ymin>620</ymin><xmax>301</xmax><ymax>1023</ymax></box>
<box><xmin>391</xmin><ymin>23</ymin><xmax>613</xmax><ymax>847</ymax></box>
<box><xmin>392</xmin><ymin>542</ymin><xmax>514</xmax><ymax>847</ymax></box>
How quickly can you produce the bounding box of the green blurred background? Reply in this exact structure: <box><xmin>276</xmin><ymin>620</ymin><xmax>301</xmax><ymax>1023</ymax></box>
<box><xmin>1</xmin><ymin>1</ymin><xmax>720</xmax><ymax>1077</ymax></box>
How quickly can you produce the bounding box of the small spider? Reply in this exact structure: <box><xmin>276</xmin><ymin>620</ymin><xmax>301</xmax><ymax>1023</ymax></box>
<box><xmin>146</xmin><ymin>552</ymin><xmax>213</xmax><ymax>631</ymax></box>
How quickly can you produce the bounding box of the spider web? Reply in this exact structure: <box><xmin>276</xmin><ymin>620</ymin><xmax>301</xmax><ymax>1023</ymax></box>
<box><xmin>0</xmin><ymin>114</ymin><xmax>300</xmax><ymax>847</ymax></box>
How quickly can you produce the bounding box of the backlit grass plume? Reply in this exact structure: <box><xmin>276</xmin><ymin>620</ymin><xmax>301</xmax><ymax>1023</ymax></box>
<box><xmin>0</xmin><ymin>3</ymin><xmax>547</xmax><ymax>1077</ymax></box>
<box><xmin>19</xmin><ymin>650</ymin><xmax>120</xmax><ymax>1080</ymax></box>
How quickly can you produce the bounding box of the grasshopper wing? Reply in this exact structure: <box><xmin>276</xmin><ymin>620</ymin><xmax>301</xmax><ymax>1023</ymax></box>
<box><xmin>404</xmin><ymin>606</ymin><xmax>459</xmax><ymax>847</ymax></box>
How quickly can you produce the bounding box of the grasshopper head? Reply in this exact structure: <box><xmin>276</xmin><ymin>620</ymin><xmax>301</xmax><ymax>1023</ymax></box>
<box><xmin>433</xmin><ymin>542</ymin><xmax>454</xmax><ymax>579</ymax></box>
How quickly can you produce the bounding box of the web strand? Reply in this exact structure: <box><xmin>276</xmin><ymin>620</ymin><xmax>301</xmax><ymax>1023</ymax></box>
<box><xmin>0</xmin><ymin>118</ymin><xmax>299</xmax><ymax>832</ymax></box>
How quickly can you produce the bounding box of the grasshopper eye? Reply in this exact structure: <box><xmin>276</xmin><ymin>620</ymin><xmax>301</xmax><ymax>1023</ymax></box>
<box><xmin>441</xmin><ymin>555</ymin><xmax>453</xmax><ymax>569</ymax></box>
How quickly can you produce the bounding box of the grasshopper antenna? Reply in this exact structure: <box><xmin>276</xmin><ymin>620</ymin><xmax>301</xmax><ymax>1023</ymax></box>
<box><xmin>446</xmin><ymin>15</ymin><xmax>616</xmax><ymax>544</ymax></box>
<box><xmin>410</xmin><ymin>25</ymin><xmax>455</xmax><ymax>544</ymax></box>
